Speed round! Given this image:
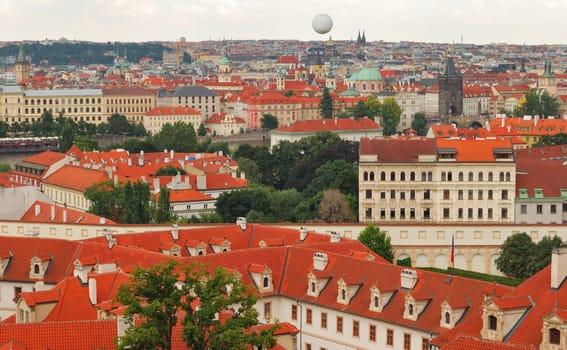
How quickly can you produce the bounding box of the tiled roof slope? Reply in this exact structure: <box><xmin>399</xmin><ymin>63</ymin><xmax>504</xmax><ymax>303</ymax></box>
<box><xmin>360</xmin><ymin>138</ymin><xmax>436</xmax><ymax>162</ymax></box>
<box><xmin>273</xmin><ymin>117</ymin><xmax>381</xmax><ymax>133</ymax></box>
<box><xmin>515</xmin><ymin>158</ymin><xmax>567</xmax><ymax>197</ymax></box>
<box><xmin>20</xmin><ymin>200</ymin><xmax>116</xmax><ymax>224</ymax></box>
<box><xmin>20</xmin><ymin>151</ymin><xmax>65</xmax><ymax>167</ymax></box>
<box><xmin>42</xmin><ymin>165</ymin><xmax>109</xmax><ymax>192</ymax></box>
<box><xmin>0</xmin><ymin>319</ymin><xmax>118</xmax><ymax>350</ymax></box>
<box><xmin>435</xmin><ymin>138</ymin><xmax>513</xmax><ymax>162</ymax></box>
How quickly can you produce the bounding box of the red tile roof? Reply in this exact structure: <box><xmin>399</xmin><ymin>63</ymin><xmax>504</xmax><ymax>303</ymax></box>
<box><xmin>20</xmin><ymin>151</ymin><xmax>65</xmax><ymax>166</ymax></box>
<box><xmin>20</xmin><ymin>200</ymin><xmax>116</xmax><ymax>224</ymax></box>
<box><xmin>42</xmin><ymin>165</ymin><xmax>109</xmax><ymax>192</ymax></box>
<box><xmin>274</xmin><ymin>117</ymin><xmax>381</xmax><ymax>133</ymax></box>
<box><xmin>145</xmin><ymin>106</ymin><xmax>201</xmax><ymax>116</ymax></box>
<box><xmin>360</xmin><ymin>138</ymin><xmax>436</xmax><ymax>162</ymax></box>
<box><xmin>435</xmin><ymin>138</ymin><xmax>513</xmax><ymax>162</ymax></box>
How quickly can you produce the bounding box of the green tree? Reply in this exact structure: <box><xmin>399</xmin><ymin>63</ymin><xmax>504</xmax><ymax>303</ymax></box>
<box><xmin>153</xmin><ymin>187</ymin><xmax>172</xmax><ymax>223</ymax></box>
<box><xmin>357</xmin><ymin>225</ymin><xmax>394</xmax><ymax>263</ymax></box>
<box><xmin>155</xmin><ymin>165</ymin><xmax>187</xmax><ymax>176</ymax></box>
<box><xmin>115</xmin><ymin>260</ymin><xmax>183</xmax><ymax>350</ymax></box>
<box><xmin>207</xmin><ymin>141</ymin><xmax>230</xmax><ymax>156</ymax></box>
<box><xmin>236</xmin><ymin>158</ymin><xmax>260</xmax><ymax>184</ymax></box>
<box><xmin>284</xmin><ymin>90</ymin><xmax>295</xmax><ymax>97</ymax></box>
<box><xmin>270</xmin><ymin>189</ymin><xmax>303</xmax><ymax>222</ymax></box>
<box><xmin>411</xmin><ymin>112</ymin><xmax>428</xmax><ymax>135</ymax></box>
<box><xmin>0</xmin><ymin>121</ymin><xmax>8</xmax><ymax>137</ymax></box>
<box><xmin>304</xmin><ymin>159</ymin><xmax>358</xmax><ymax>198</ymax></box>
<box><xmin>74</xmin><ymin>136</ymin><xmax>99</xmax><ymax>151</ymax></box>
<box><xmin>318</xmin><ymin>189</ymin><xmax>355</xmax><ymax>223</ymax></box>
<box><xmin>107</xmin><ymin>114</ymin><xmax>132</xmax><ymax>135</ymax></box>
<box><xmin>85</xmin><ymin>181</ymin><xmax>123</xmax><ymax>222</ymax></box>
<box><xmin>353</xmin><ymin>100</ymin><xmax>367</xmax><ymax>118</ymax></box>
<box><xmin>529</xmin><ymin>235</ymin><xmax>563</xmax><ymax>275</ymax></box>
<box><xmin>534</xmin><ymin>133</ymin><xmax>567</xmax><ymax>147</ymax></box>
<box><xmin>364</xmin><ymin>96</ymin><xmax>382</xmax><ymax>120</ymax></box>
<box><xmin>381</xmin><ymin>98</ymin><xmax>402</xmax><ymax>136</ymax></box>
<box><xmin>0</xmin><ymin>163</ymin><xmax>11</xmax><ymax>172</ymax></box>
<box><xmin>495</xmin><ymin>232</ymin><xmax>538</xmax><ymax>279</ymax></box>
<box><xmin>197</xmin><ymin>122</ymin><xmax>207</xmax><ymax>136</ymax></box>
<box><xmin>215</xmin><ymin>186</ymin><xmax>272</xmax><ymax>222</ymax></box>
<box><xmin>518</xmin><ymin>89</ymin><xmax>560</xmax><ymax>117</ymax></box>
<box><xmin>59</xmin><ymin>121</ymin><xmax>76</xmax><ymax>152</ymax></box>
<box><xmin>181</xmin><ymin>263</ymin><xmax>276</xmax><ymax>350</ymax></box>
<box><xmin>150</xmin><ymin>122</ymin><xmax>197</xmax><ymax>152</ymax></box>
<box><xmin>321</xmin><ymin>87</ymin><xmax>333</xmax><ymax>119</ymax></box>
<box><xmin>260</xmin><ymin>114</ymin><xmax>279</xmax><ymax>130</ymax></box>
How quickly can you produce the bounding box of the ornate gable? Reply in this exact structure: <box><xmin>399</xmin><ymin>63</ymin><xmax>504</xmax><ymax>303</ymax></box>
<box><xmin>248</xmin><ymin>264</ymin><xmax>274</xmax><ymax>293</ymax></box>
<box><xmin>369</xmin><ymin>284</ymin><xmax>395</xmax><ymax>312</ymax></box>
<box><xmin>29</xmin><ymin>254</ymin><xmax>52</xmax><ymax>280</ymax></box>
<box><xmin>540</xmin><ymin>311</ymin><xmax>567</xmax><ymax>350</ymax></box>
<box><xmin>336</xmin><ymin>276</ymin><xmax>361</xmax><ymax>305</ymax></box>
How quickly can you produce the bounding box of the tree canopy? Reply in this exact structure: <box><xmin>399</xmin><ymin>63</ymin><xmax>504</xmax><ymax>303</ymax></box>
<box><xmin>495</xmin><ymin>232</ymin><xmax>563</xmax><ymax>279</ymax></box>
<box><xmin>411</xmin><ymin>112</ymin><xmax>428</xmax><ymax>135</ymax></box>
<box><xmin>357</xmin><ymin>225</ymin><xmax>394</xmax><ymax>263</ymax></box>
<box><xmin>381</xmin><ymin>98</ymin><xmax>402</xmax><ymax>135</ymax></box>
<box><xmin>320</xmin><ymin>87</ymin><xmax>333</xmax><ymax>119</ymax></box>
<box><xmin>115</xmin><ymin>260</ymin><xmax>276</xmax><ymax>350</ymax></box>
<box><xmin>260</xmin><ymin>114</ymin><xmax>279</xmax><ymax>130</ymax></box>
<box><xmin>516</xmin><ymin>88</ymin><xmax>559</xmax><ymax>118</ymax></box>
<box><xmin>149</xmin><ymin>121</ymin><xmax>197</xmax><ymax>152</ymax></box>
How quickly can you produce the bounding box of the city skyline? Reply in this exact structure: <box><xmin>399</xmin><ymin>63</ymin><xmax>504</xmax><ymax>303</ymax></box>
<box><xmin>2</xmin><ymin>0</ymin><xmax>567</xmax><ymax>45</ymax></box>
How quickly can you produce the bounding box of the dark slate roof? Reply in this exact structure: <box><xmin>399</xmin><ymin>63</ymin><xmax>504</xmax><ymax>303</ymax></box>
<box><xmin>158</xmin><ymin>85</ymin><xmax>219</xmax><ymax>98</ymax></box>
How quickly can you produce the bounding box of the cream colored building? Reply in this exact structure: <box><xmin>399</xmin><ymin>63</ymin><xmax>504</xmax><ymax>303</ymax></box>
<box><xmin>204</xmin><ymin>113</ymin><xmax>246</xmax><ymax>136</ymax></box>
<box><xmin>143</xmin><ymin>106</ymin><xmax>203</xmax><ymax>135</ymax></box>
<box><xmin>359</xmin><ymin>137</ymin><xmax>516</xmax><ymax>224</ymax></box>
<box><xmin>101</xmin><ymin>87</ymin><xmax>156</xmax><ymax>123</ymax></box>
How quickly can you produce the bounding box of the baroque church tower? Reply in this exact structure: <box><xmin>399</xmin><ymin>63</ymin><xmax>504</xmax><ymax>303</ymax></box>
<box><xmin>15</xmin><ymin>46</ymin><xmax>30</xmax><ymax>83</ymax></box>
<box><xmin>438</xmin><ymin>53</ymin><xmax>463</xmax><ymax>123</ymax></box>
<box><xmin>538</xmin><ymin>52</ymin><xmax>557</xmax><ymax>95</ymax></box>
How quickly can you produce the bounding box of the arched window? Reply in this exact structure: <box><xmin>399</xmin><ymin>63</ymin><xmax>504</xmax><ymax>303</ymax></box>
<box><xmin>33</xmin><ymin>264</ymin><xmax>40</xmax><ymax>274</ymax></box>
<box><xmin>408</xmin><ymin>303</ymin><xmax>414</xmax><ymax>316</ymax></box>
<box><xmin>400</xmin><ymin>172</ymin><xmax>406</xmax><ymax>181</ymax></box>
<box><xmin>458</xmin><ymin>172</ymin><xmax>464</xmax><ymax>181</ymax></box>
<box><xmin>479</xmin><ymin>172</ymin><xmax>483</xmax><ymax>181</ymax></box>
<box><xmin>445</xmin><ymin>311</ymin><xmax>451</xmax><ymax>324</ymax></box>
<box><xmin>468</xmin><ymin>172</ymin><xmax>474</xmax><ymax>181</ymax></box>
<box><xmin>263</xmin><ymin>276</ymin><xmax>269</xmax><ymax>288</ymax></box>
<box><xmin>363</xmin><ymin>172</ymin><xmax>368</xmax><ymax>181</ymax></box>
<box><xmin>550</xmin><ymin>328</ymin><xmax>561</xmax><ymax>345</ymax></box>
<box><xmin>441</xmin><ymin>172</ymin><xmax>446</xmax><ymax>181</ymax></box>
<box><xmin>428</xmin><ymin>172</ymin><xmax>433</xmax><ymax>181</ymax></box>
<box><xmin>499</xmin><ymin>172</ymin><xmax>505</xmax><ymax>181</ymax></box>
<box><xmin>488</xmin><ymin>315</ymin><xmax>497</xmax><ymax>330</ymax></box>
<box><xmin>369</xmin><ymin>172</ymin><xmax>375</xmax><ymax>181</ymax></box>
<box><xmin>373</xmin><ymin>295</ymin><xmax>379</xmax><ymax>308</ymax></box>
<box><xmin>380</xmin><ymin>172</ymin><xmax>386</xmax><ymax>181</ymax></box>
<box><xmin>410</xmin><ymin>172</ymin><xmax>415</xmax><ymax>181</ymax></box>
<box><xmin>311</xmin><ymin>282</ymin><xmax>316</xmax><ymax>293</ymax></box>
<box><xmin>341</xmin><ymin>288</ymin><xmax>346</xmax><ymax>301</ymax></box>
<box><xmin>421</xmin><ymin>172</ymin><xmax>426</xmax><ymax>181</ymax></box>
<box><xmin>390</xmin><ymin>172</ymin><xmax>396</xmax><ymax>181</ymax></box>
<box><xmin>506</xmin><ymin>172</ymin><xmax>511</xmax><ymax>182</ymax></box>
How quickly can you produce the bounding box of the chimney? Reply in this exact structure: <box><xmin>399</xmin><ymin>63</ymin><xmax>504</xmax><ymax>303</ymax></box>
<box><xmin>171</xmin><ymin>224</ymin><xmax>179</xmax><ymax>241</ymax></box>
<box><xmin>127</xmin><ymin>158</ymin><xmax>132</xmax><ymax>166</ymax></box>
<box><xmin>299</xmin><ymin>226</ymin><xmax>308</xmax><ymax>241</ymax></box>
<box><xmin>88</xmin><ymin>278</ymin><xmax>97</xmax><ymax>305</ymax></box>
<box><xmin>34</xmin><ymin>204</ymin><xmax>41</xmax><ymax>217</ymax></box>
<box><xmin>138</xmin><ymin>150</ymin><xmax>144</xmax><ymax>166</ymax></box>
<box><xmin>99</xmin><ymin>217</ymin><xmax>106</xmax><ymax>225</ymax></box>
<box><xmin>74</xmin><ymin>263</ymin><xmax>88</xmax><ymax>284</ymax></box>
<box><xmin>313</xmin><ymin>252</ymin><xmax>329</xmax><ymax>271</ymax></box>
<box><xmin>330</xmin><ymin>231</ymin><xmax>341</xmax><ymax>243</ymax></box>
<box><xmin>551</xmin><ymin>248</ymin><xmax>567</xmax><ymax>289</ymax></box>
<box><xmin>96</xmin><ymin>262</ymin><xmax>117</xmax><ymax>273</ymax></box>
<box><xmin>400</xmin><ymin>269</ymin><xmax>418</xmax><ymax>289</ymax></box>
<box><xmin>63</xmin><ymin>209</ymin><xmax>67</xmax><ymax>223</ymax></box>
<box><xmin>196</xmin><ymin>175</ymin><xmax>207</xmax><ymax>190</ymax></box>
<box><xmin>50</xmin><ymin>205</ymin><xmax>55</xmax><ymax>221</ymax></box>
<box><xmin>236</xmin><ymin>217</ymin><xmax>246</xmax><ymax>231</ymax></box>
<box><xmin>154</xmin><ymin>178</ymin><xmax>160</xmax><ymax>193</ymax></box>
<box><xmin>114</xmin><ymin>175</ymin><xmax>118</xmax><ymax>187</ymax></box>
<box><xmin>170</xmin><ymin>149</ymin><xmax>174</xmax><ymax>159</ymax></box>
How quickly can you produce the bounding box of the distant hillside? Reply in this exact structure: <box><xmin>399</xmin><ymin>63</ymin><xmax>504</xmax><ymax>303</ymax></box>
<box><xmin>0</xmin><ymin>42</ymin><xmax>174</xmax><ymax>66</ymax></box>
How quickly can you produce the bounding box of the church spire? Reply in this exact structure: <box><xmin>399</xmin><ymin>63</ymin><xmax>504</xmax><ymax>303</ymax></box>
<box><xmin>16</xmin><ymin>45</ymin><xmax>27</xmax><ymax>64</ymax></box>
<box><xmin>542</xmin><ymin>51</ymin><xmax>555</xmax><ymax>78</ymax></box>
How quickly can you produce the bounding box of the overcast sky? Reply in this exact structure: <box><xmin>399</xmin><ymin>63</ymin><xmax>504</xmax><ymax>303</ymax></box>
<box><xmin>2</xmin><ymin>0</ymin><xmax>566</xmax><ymax>44</ymax></box>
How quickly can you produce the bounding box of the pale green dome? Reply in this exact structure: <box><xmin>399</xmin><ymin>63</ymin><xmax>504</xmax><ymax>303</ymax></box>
<box><xmin>219</xmin><ymin>56</ymin><xmax>230</xmax><ymax>65</ymax></box>
<box><xmin>338</xmin><ymin>89</ymin><xmax>360</xmax><ymax>97</ymax></box>
<box><xmin>349</xmin><ymin>67</ymin><xmax>382</xmax><ymax>81</ymax></box>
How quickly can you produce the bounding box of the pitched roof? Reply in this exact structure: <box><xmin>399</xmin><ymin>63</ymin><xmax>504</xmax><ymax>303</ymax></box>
<box><xmin>273</xmin><ymin>117</ymin><xmax>381</xmax><ymax>133</ymax></box>
<box><xmin>360</xmin><ymin>138</ymin><xmax>436</xmax><ymax>162</ymax></box>
<box><xmin>42</xmin><ymin>165</ymin><xmax>109</xmax><ymax>192</ymax></box>
<box><xmin>145</xmin><ymin>106</ymin><xmax>201</xmax><ymax>116</ymax></box>
<box><xmin>19</xmin><ymin>151</ymin><xmax>65</xmax><ymax>167</ymax></box>
<box><xmin>20</xmin><ymin>200</ymin><xmax>116</xmax><ymax>224</ymax></box>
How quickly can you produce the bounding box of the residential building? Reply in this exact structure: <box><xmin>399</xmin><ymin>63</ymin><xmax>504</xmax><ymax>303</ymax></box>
<box><xmin>156</xmin><ymin>85</ymin><xmax>220</xmax><ymax>119</ymax></box>
<box><xmin>10</xmin><ymin>151</ymin><xmax>66</xmax><ymax>188</ymax></box>
<box><xmin>143</xmin><ymin>106</ymin><xmax>203</xmax><ymax>135</ymax></box>
<box><xmin>101</xmin><ymin>87</ymin><xmax>156</xmax><ymax>123</ymax></box>
<box><xmin>270</xmin><ymin>117</ymin><xmax>382</xmax><ymax>150</ymax></box>
<box><xmin>204</xmin><ymin>112</ymin><xmax>246</xmax><ymax>136</ymax></box>
<box><xmin>359</xmin><ymin>137</ymin><xmax>516</xmax><ymax>223</ymax></box>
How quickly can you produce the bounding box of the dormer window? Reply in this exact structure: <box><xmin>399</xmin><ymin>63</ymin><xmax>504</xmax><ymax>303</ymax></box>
<box><xmin>336</xmin><ymin>277</ymin><xmax>360</xmax><ymax>305</ymax></box>
<box><xmin>408</xmin><ymin>303</ymin><xmax>414</xmax><ymax>316</ymax></box>
<box><xmin>310</xmin><ymin>281</ymin><xmax>316</xmax><ymax>294</ymax></box>
<box><xmin>248</xmin><ymin>264</ymin><xmax>273</xmax><ymax>293</ymax></box>
<box><xmin>29</xmin><ymin>255</ymin><xmax>51</xmax><ymax>279</ymax></box>
<box><xmin>263</xmin><ymin>276</ymin><xmax>269</xmax><ymax>288</ymax></box>
<box><xmin>33</xmin><ymin>264</ymin><xmax>40</xmax><ymax>274</ymax></box>
<box><xmin>444</xmin><ymin>311</ymin><xmax>451</xmax><ymax>325</ymax></box>
<box><xmin>373</xmin><ymin>295</ymin><xmax>379</xmax><ymax>308</ymax></box>
<box><xmin>549</xmin><ymin>328</ymin><xmax>560</xmax><ymax>345</ymax></box>
<box><xmin>540</xmin><ymin>311</ymin><xmax>567</xmax><ymax>348</ymax></box>
<box><xmin>307</xmin><ymin>273</ymin><xmax>319</xmax><ymax>297</ymax></box>
<box><xmin>488</xmin><ymin>315</ymin><xmax>497</xmax><ymax>330</ymax></box>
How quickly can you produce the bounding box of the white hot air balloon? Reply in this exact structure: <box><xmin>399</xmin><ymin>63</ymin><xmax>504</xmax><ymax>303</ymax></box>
<box><xmin>312</xmin><ymin>13</ymin><xmax>333</xmax><ymax>35</ymax></box>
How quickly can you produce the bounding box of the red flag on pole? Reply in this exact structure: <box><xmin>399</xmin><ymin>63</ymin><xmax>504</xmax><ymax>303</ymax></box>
<box><xmin>450</xmin><ymin>235</ymin><xmax>455</xmax><ymax>265</ymax></box>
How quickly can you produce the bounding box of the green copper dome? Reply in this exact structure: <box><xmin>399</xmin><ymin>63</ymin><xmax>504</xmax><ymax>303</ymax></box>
<box><xmin>219</xmin><ymin>56</ymin><xmax>230</xmax><ymax>65</ymax></box>
<box><xmin>349</xmin><ymin>67</ymin><xmax>382</xmax><ymax>81</ymax></box>
<box><xmin>338</xmin><ymin>88</ymin><xmax>361</xmax><ymax>97</ymax></box>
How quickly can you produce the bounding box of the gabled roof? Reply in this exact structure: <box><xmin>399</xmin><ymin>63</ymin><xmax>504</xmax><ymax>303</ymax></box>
<box><xmin>435</xmin><ymin>138</ymin><xmax>513</xmax><ymax>162</ymax></box>
<box><xmin>273</xmin><ymin>117</ymin><xmax>381</xmax><ymax>133</ymax></box>
<box><xmin>20</xmin><ymin>200</ymin><xmax>116</xmax><ymax>224</ymax></box>
<box><xmin>145</xmin><ymin>106</ymin><xmax>201</xmax><ymax>116</ymax></box>
<box><xmin>42</xmin><ymin>165</ymin><xmax>109</xmax><ymax>192</ymax></box>
<box><xmin>360</xmin><ymin>138</ymin><xmax>436</xmax><ymax>162</ymax></box>
<box><xmin>19</xmin><ymin>151</ymin><xmax>65</xmax><ymax>167</ymax></box>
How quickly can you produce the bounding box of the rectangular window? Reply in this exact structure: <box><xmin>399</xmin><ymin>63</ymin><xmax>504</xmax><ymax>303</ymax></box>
<box><xmin>443</xmin><ymin>190</ymin><xmax>450</xmax><ymax>200</ymax></box>
<box><xmin>488</xmin><ymin>208</ymin><xmax>493</xmax><ymax>219</ymax></box>
<box><xmin>390</xmin><ymin>190</ymin><xmax>395</xmax><ymax>199</ymax></box>
<box><xmin>369</xmin><ymin>324</ymin><xmax>377</xmax><ymax>342</ymax></box>
<box><xmin>478</xmin><ymin>208</ymin><xmax>483</xmax><ymax>219</ymax></box>
<box><xmin>501</xmin><ymin>208</ymin><xmax>508</xmax><ymax>219</ymax></box>
<box><xmin>390</xmin><ymin>208</ymin><xmax>395</xmax><ymax>219</ymax></box>
<box><xmin>563</xmin><ymin>203</ymin><xmax>567</xmax><ymax>212</ymax></box>
<box><xmin>488</xmin><ymin>190</ymin><xmax>493</xmax><ymax>200</ymax></box>
<box><xmin>458</xmin><ymin>190</ymin><xmax>463</xmax><ymax>200</ymax></box>
<box><xmin>443</xmin><ymin>208</ymin><xmax>450</xmax><ymax>219</ymax></box>
<box><xmin>380</xmin><ymin>208</ymin><xmax>386</xmax><ymax>219</ymax></box>
<box><xmin>410</xmin><ymin>190</ymin><xmax>415</xmax><ymax>200</ymax></box>
<box><xmin>478</xmin><ymin>190</ymin><xmax>483</xmax><ymax>200</ymax></box>
<box><xmin>264</xmin><ymin>302</ymin><xmax>271</xmax><ymax>319</ymax></box>
<box><xmin>410</xmin><ymin>208</ymin><xmax>415</xmax><ymax>219</ymax></box>
<box><xmin>422</xmin><ymin>337</ymin><xmax>429</xmax><ymax>350</ymax></box>
<box><xmin>400</xmin><ymin>191</ymin><xmax>406</xmax><ymax>200</ymax></box>
<box><xmin>365</xmin><ymin>190</ymin><xmax>372</xmax><ymax>199</ymax></box>
<box><xmin>537</xmin><ymin>205</ymin><xmax>543</xmax><ymax>214</ymax></box>
<box><xmin>468</xmin><ymin>208</ymin><xmax>473</xmax><ymax>219</ymax></box>
<box><xmin>551</xmin><ymin>204</ymin><xmax>557</xmax><ymax>214</ymax></box>
<box><xmin>291</xmin><ymin>304</ymin><xmax>298</xmax><ymax>320</ymax></box>
<box><xmin>424</xmin><ymin>189</ymin><xmax>430</xmax><ymax>200</ymax></box>
<box><xmin>380</xmin><ymin>191</ymin><xmax>386</xmax><ymax>200</ymax></box>
<box><xmin>423</xmin><ymin>208</ymin><xmax>430</xmax><ymax>219</ymax></box>
<box><xmin>520</xmin><ymin>204</ymin><xmax>527</xmax><ymax>215</ymax></box>
<box><xmin>353</xmin><ymin>320</ymin><xmax>359</xmax><ymax>337</ymax></box>
<box><xmin>321</xmin><ymin>312</ymin><xmax>327</xmax><ymax>329</ymax></box>
<box><xmin>306</xmin><ymin>308</ymin><xmax>312</xmax><ymax>324</ymax></box>
<box><xmin>404</xmin><ymin>333</ymin><xmax>411</xmax><ymax>350</ymax></box>
<box><xmin>305</xmin><ymin>343</ymin><xmax>311</xmax><ymax>350</ymax></box>
<box><xmin>387</xmin><ymin>329</ymin><xmax>394</xmax><ymax>346</ymax></box>
<box><xmin>502</xmin><ymin>190</ymin><xmax>508</xmax><ymax>200</ymax></box>
<box><xmin>336</xmin><ymin>316</ymin><xmax>343</xmax><ymax>333</ymax></box>
<box><xmin>400</xmin><ymin>208</ymin><xmax>406</xmax><ymax>219</ymax></box>
<box><xmin>468</xmin><ymin>190</ymin><xmax>473</xmax><ymax>200</ymax></box>
<box><xmin>458</xmin><ymin>208</ymin><xmax>463</xmax><ymax>219</ymax></box>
